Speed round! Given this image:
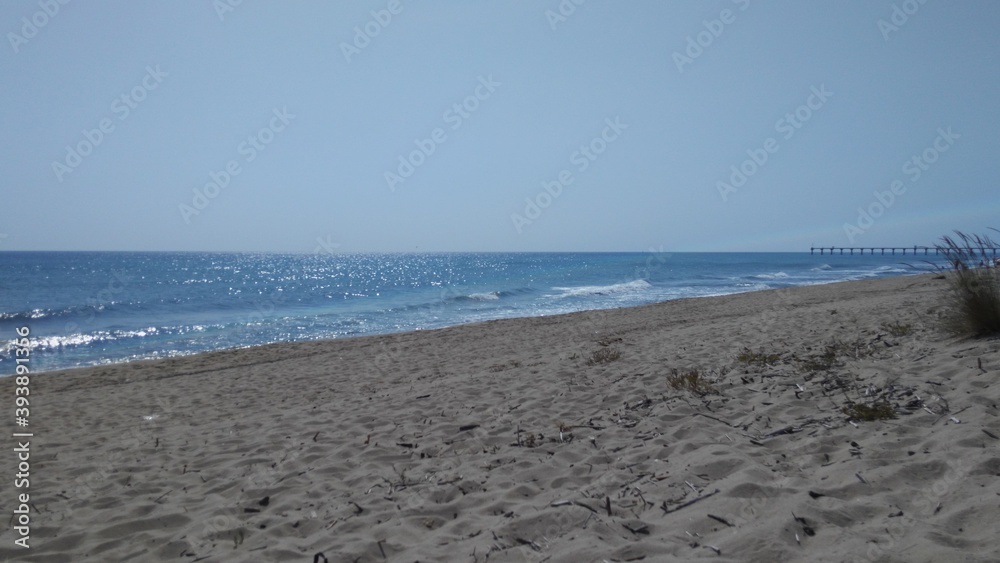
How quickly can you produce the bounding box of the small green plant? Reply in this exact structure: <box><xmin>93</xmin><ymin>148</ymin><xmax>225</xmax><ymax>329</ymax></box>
<box><xmin>931</xmin><ymin>230</ymin><xmax>1000</xmax><ymax>337</ymax></box>
<box><xmin>737</xmin><ymin>348</ymin><xmax>781</xmax><ymax>366</ymax></box>
<box><xmin>586</xmin><ymin>347</ymin><xmax>621</xmax><ymax>366</ymax></box>
<box><xmin>842</xmin><ymin>401</ymin><xmax>896</xmax><ymax>421</ymax></box>
<box><xmin>880</xmin><ymin>321</ymin><xmax>912</xmax><ymax>337</ymax></box>
<box><xmin>667</xmin><ymin>369</ymin><xmax>717</xmax><ymax>396</ymax></box>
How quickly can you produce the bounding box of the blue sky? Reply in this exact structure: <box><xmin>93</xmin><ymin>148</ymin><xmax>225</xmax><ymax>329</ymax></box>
<box><xmin>1</xmin><ymin>1</ymin><xmax>998</xmax><ymax>252</ymax></box>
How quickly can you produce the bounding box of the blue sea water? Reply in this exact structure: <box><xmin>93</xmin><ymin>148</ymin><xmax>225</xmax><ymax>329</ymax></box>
<box><xmin>0</xmin><ymin>252</ymin><xmax>938</xmax><ymax>374</ymax></box>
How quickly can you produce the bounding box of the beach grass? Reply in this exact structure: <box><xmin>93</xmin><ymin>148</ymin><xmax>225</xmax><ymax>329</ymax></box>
<box><xmin>933</xmin><ymin>230</ymin><xmax>1000</xmax><ymax>336</ymax></box>
<box><xmin>667</xmin><ymin>368</ymin><xmax>717</xmax><ymax>395</ymax></box>
<box><xmin>842</xmin><ymin>400</ymin><xmax>896</xmax><ymax>421</ymax></box>
<box><xmin>880</xmin><ymin>320</ymin><xmax>912</xmax><ymax>337</ymax></box>
<box><xmin>736</xmin><ymin>348</ymin><xmax>782</xmax><ymax>366</ymax></box>
<box><xmin>586</xmin><ymin>346</ymin><xmax>621</xmax><ymax>365</ymax></box>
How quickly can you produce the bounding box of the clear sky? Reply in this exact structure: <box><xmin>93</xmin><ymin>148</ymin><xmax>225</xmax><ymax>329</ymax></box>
<box><xmin>1</xmin><ymin>1</ymin><xmax>998</xmax><ymax>252</ymax></box>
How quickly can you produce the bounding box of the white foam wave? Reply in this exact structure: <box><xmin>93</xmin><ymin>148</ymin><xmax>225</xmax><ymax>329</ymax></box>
<box><xmin>552</xmin><ymin>279</ymin><xmax>653</xmax><ymax>298</ymax></box>
<box><xmin>29</xmin><ymin>327</ymin><xmax>160</xmax><ymax>351</ymax></box>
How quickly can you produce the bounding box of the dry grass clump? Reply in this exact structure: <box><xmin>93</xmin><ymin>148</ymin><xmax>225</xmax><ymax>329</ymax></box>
<box><xmin>737</xmin><ymin>348</ymin><xmax>782</xmax><ymax>366</ymax></box>
<box><xmin>586</xmin><ymin>347</ymin><xmax>621</xmax><ymax>366</ymax></box>
<box><xmin>931</xmin><ymin>230</ymin><xmax>1000</xmax><ymax>337</ymax></box>
<box><xmin>880</xmin><ymin>321</ymin><xmax>912</xmax><ymax>337</ymax></box>
<box><xmin>667</xmin><ymin>369</ymin><xmax>717</xmax><ymax>396</ymax></box>
<box><xmin>800</xmin><ymin>338</ymin><xmax>882</xmax><ymax>372</ymax></box>
<box><xmin>842</xmin><ymin>401</ymin><xmax>896</xmax><ymax>421</ymax></box>
<box><xmin>800</xmin><ymin>345</ymin><xmax>840</xmax><ymax>372</ymax></box>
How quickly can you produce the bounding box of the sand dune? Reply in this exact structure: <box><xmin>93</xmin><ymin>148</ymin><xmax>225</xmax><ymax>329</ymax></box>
<box><xmin>2</xmin><ymin>273</ymin><xmax>999</xmax><ymax>562</ymax></box>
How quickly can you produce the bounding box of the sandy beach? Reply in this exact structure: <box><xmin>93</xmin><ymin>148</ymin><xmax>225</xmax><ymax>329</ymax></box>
<box><xmin>2</xmin><ymin>273</ymin><xmax>998</xmax><ymax>562</ymax></box>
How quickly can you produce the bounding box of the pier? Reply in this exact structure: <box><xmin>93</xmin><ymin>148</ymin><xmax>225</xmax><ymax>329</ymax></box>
<box><xmin>810</xmin><ymin>246</ymin><xmax>1000</xmax><ymax>256</ymax></box>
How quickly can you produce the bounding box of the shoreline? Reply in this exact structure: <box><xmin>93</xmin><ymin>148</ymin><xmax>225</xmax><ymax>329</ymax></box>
<box><xmin>4</xmin><ymin>272</ymin><xmax>1000</xmax><ymax>562</ymax></box>
<box><xmin>18</xmin><ymin>270</ymin><xmax>927</xmax><ymax>378</ymax></box>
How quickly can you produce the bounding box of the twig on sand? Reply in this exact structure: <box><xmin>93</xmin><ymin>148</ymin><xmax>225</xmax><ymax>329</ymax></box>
<box><xmin>622</xmin><ymin>521</ymin><xmax>650</xmax><ymax>535</ymax></box>
<box><xmin>694</xmin><ymin>413</ymin><xmax>733</xmax><ymax>427</ymax></box>
<box><xmin>707</xmin><ymin>514</ymin><xmax>733</xmax><ymax>527</ymax></box>
<box><xmin>633</xmin><ymin>486</ymin><xmax>653</xmax><ymax>508</ymax></box>
<box><xmin>983</xmin><ymin>429</ymin><xmax>999</xmax><ymax>440</ymax></box>
<box><xmin>765</xmin><ymin>426</ymin><xmax>798</xmax><ymax>438</ymax></box>
<box><xmin>703</xmin><ymin>544</ymin><xmax>722</xmax><ymax>555</ymax></box>
<box><xmin>515</xmin><ymin>537</ymin><xmax>542</xmax><ymax>551</ymax></box>
<box><xmin>661</xmin><ymin>488</ymin><xmax>720</xmax><ymax>515</ymax></box>
<box><xmin>855</xmin><ymin>472</ymin><xmax>868</xmax><ymax>485</ymax></box>
<box><xmin>552</xmin><ymin>499</ymin><xmax>599</xmax><ymax>514</ymax></box>
<box><xmin>792</xmin><ymin>512</ymin><xmax>816</xmax><ymax>536</ymax></box>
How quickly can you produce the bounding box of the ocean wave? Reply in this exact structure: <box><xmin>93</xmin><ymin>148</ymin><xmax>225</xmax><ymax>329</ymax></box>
<box><xmin>25</xmin><ymin>327</ymin><xmax>161</xmax><ymax>351</ymax></box>
<box><xmin>0</xmin><ymin>300</ymin><xmax>135</xmax><ymax>322</ymax></box>
<box><xmin>0</xmin><ymin>308</ymin><xmax>51</xmax><ymax>321</ymax></box>
<box><xmin>448</xmin><ymin>286</ymin><xmax>535</xmax><ymax>303</ymax></box>
<box><xmin>875</xmin><ymin>265</ymin><xmax>913</xmax><ymax>274</ymax></box>
<box><xmin>0</xmin><ymin>306</ymin><xmax>79</xmax><ymax>322</ymax></box>
<box><xmin>552</xmin><ymin>279</ymin><xmax>653</xmax><ymax>298</ymax></box>
<box><xmin>733</xmin><ymin>282</ymin><xmax>773</xmax><ymax>291</ymax></box>
<box><xmin>752</xmin><ymin>272</ymin><xmax>790</xmax><ymax>280</ymax></box>
<box><xmin>811</xmin><ymin>264</ymin><xmax>833</xmax><ymax>271</ymax></box>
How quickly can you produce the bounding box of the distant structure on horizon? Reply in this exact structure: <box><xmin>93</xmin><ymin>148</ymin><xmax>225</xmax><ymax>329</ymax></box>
<box><xmin>810</xmin><ymin>246</ymin><xmax>1000</xmax><ymax>256</ymax></box>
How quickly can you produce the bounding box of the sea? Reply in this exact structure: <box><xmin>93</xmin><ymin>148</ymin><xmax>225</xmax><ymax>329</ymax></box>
<box><xmin>0</xmin><ymin>251</ymin><xmax>940</xmax><ymax>375</ymax></box>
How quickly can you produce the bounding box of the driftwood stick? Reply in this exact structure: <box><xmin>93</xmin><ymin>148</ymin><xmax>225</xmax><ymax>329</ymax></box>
<box><xmin>661</xmin><ymin>488</ymin><xmax>720</xmax><ymax>515</ymax></box>
<box><xmin>707</xmin><ymin>514</ymin><xmax>733</xmax><ymax>527</ymax></box>
<box><xmin>694</xmin><ymin>413</ymin><xmax>733</xmax><ymax>427</ymax></box>
<box><xmin>765</xmin><ymin>425</ymin><xmax>798</xmax><ymax>438</ymax></box>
